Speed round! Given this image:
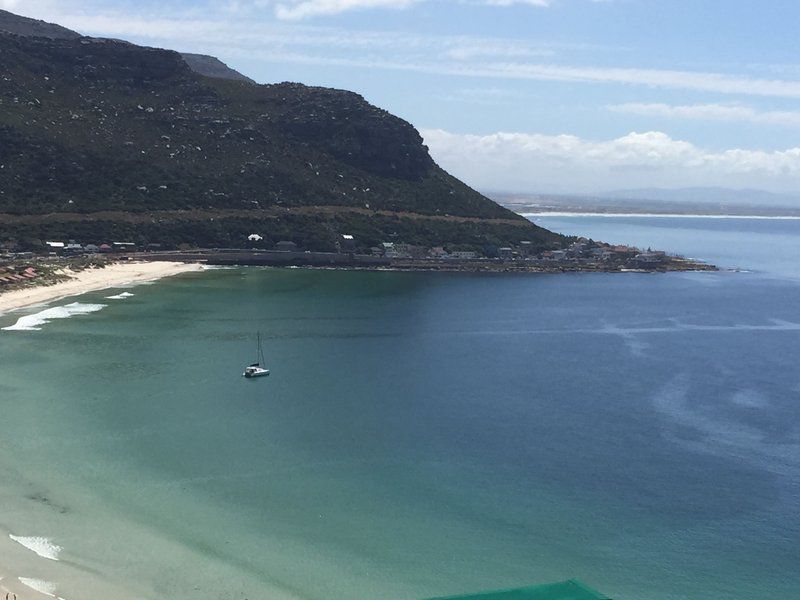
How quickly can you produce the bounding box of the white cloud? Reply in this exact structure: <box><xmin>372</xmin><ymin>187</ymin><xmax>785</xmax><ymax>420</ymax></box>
<box><xmin>609</xmin><ymin>102</ymin><xmax>800</xmax><ymax>127</ymax></box>
<box><xmin>421</xmin><ymin>128</ymin><xmax>800</xmax><ymax>193</ymax></box>
<box><xmin>270</xmin><ymin>0</ymin><xmax>553</xmax><ymax>20</ymax></box>
<box><xmin>275</xmin><ymin>0</ymin><xmax>419</xmax><ymax>21</ymax></box>
<box><xmin>483</xmin><ymin>0</ymin><xmax>551</xmax><ymax>6</ymax></box>
<box><xmin>443</xmin><ymin>39</ymin><xmax>554</xmax><ymax>60</ymax></box>
<box><xmin>474</xmin><ymin>63</ymin><xmax>800</xmax><ymax>99</ymax></box>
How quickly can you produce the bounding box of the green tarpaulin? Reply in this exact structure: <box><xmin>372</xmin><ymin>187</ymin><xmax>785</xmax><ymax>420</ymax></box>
<box><xmin>426</xmin><ymin>579</ymin><xmax>610</xmax><ymax>600</ymax></box>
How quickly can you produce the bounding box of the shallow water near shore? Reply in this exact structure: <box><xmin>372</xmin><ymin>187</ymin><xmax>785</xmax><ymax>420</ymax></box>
<box><xmin>1</xmin><ymin>216</ymin><xmax>799</xmax><ymax>599</ymax></box>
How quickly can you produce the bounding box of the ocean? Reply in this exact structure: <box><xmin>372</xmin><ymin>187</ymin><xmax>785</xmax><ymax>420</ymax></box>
<box><xmin>1</xmin><ymin>215</ymin><xmax>798</xmax><ymax>599</ymax></box>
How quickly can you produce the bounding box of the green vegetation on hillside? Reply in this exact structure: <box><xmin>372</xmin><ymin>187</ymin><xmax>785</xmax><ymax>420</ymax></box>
<box><xmin>0</xmin><ymin>19</ymin><xmax>563</xmax><ymax>252</ymax></box>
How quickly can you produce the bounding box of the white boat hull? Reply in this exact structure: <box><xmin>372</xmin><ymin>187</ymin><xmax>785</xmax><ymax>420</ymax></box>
<box><xmin>243</xmin><ymin>367</ymin><xmax>270</xmax><ymax>378</ymax></box>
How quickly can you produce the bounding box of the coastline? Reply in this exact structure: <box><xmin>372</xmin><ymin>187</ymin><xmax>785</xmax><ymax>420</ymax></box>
<box><xmin>0</xmin><ymin>261</ymin><xmax>205</xmax><ymax>315</ymax></box>
<box><xmin>138</xmin><ymin>250</ymin><xmax>717</xmax><ymax>273</ymax></box>
<box><xmin>0</xmin><ymin>252</ymin><xmax>716</xmax><ymax>323</ymax></box>
<box><xmin>523</xmin><ymin>211</ymin><xmax>800</xmax><ymax>219</ymax></box>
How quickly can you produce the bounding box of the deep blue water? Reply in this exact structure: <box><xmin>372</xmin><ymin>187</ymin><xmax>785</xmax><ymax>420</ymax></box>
<box><xmin>0</xmin><ymin>215</ymin><xmax>798</xmax><ymax>600</ymax></box>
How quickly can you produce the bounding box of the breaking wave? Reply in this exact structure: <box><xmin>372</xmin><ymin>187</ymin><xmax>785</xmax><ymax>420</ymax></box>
<box><xmin>105</xmin><ymin>292</ymin><xmax>135</xmax><ymax>300</ymax></box>
<box><xmin>2</xmin><ymin>302</ymin><xmax>106</xmax><ymax>331</ymax></box>
<box><xmin>18</xmin><ymin>577</ymin><xmax>63</xmax><ymax>598</ymax></box>
<box><xmin>9</xmin><ymin>535</ymin><xmax>62</xmax><ymax>560</ymax></box>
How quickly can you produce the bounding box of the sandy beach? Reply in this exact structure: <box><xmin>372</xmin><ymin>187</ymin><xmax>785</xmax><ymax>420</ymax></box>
<box><xmin>0</xmin><ymin>261</ymin><xmax>204</xmax><ymax>315</ymax></box>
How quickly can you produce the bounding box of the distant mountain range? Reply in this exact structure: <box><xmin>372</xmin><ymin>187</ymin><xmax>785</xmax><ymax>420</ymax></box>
<box><xmin>493</xmin><ymin>187</ymin><xmax>800</xmax><ymax>217</ymax></box>
<box><xmin>606</xmin><ymin>187</ymin><xmax>800</xmax><ymax>208</ymax></box>
<box><xmin>0</xmin><ymin>9</ymin><xmax>559</xmax><ymax>252</ymax></box>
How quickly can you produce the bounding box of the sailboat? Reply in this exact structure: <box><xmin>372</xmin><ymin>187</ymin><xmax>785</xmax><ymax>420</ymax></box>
<box><xmin>243</xmin><ymin>332</ymin><xmax>270</xmax><ymax>378</ymax></box>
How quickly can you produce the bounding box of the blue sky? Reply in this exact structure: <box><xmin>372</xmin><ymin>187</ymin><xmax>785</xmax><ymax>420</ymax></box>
<box><xmin>5</xmin><ymin>0</ymin><xmax>800</xmax><ymax>196</ymax></box>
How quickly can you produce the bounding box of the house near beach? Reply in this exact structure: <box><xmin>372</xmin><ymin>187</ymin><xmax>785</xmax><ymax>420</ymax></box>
<box><xmin>380</xmin><ymin>242</ymin><xmax>397</xmax><ymax>258</ymax></box>
<box><xmin>45</xmin><ymin>241</ymin><xmax>65</xmax><ymax>254</ymax></box>
<box><xmin>393</xmin><ymin>243</ymin><xmax>427</xmax><ymax>259</ymax></box>
<box><xmin>633</xmin><ymin>251</ymin><xmax>667</xmax><ymax>266</ymax></box>
<box><xmin>64</xmin><ymin>242</ymin><xmax>84</xmax><ymax>255</ymax></box>
<box><xmin>0</xmin><ymin>267</ymin><xmax>38</xmax><ymax>285</ymax></box>
<box><xmin>112</xmin><ymin>242</ymin><xmax>137</xmax><ymax>252</ymax></box>
<box><xmin>449</xmin><ymin>251</ymin><xmax>478</xmax><ymax>260</ymax></box>
<box><xmin>339</xmin><ymin>234</ymin><xmax>356</xmax><ymax>252</ymax></box>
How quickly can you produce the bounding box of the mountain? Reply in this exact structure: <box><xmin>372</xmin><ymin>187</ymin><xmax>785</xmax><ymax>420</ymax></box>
<box><xmin>0</xmin><ymin>10</ymin><xmax>560</xmax><ymax>252</ymax></box>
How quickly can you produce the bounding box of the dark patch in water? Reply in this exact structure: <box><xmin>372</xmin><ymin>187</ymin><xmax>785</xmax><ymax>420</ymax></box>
<box><xmin>26</xmin><ymin>491</ymin><xmax>70</xmax><ymax>515</ymax></box>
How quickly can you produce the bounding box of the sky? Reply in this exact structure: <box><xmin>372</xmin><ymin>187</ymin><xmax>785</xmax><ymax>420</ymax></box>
<box><xmin>4</xmin><ymin>0</ymin><xmax>800</xmax><ymax>197</ymax></box>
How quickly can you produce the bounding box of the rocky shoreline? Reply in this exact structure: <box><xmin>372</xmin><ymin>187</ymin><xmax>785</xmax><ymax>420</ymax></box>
<box><xmin>136</xmin><ymin>249</ymin><xmax>716</xmax><ymax>273</ymax></box>
<box><xmin>381</xmin><ymin>258</ymin><xmax>716</xmax><ymax>273</ymax></box>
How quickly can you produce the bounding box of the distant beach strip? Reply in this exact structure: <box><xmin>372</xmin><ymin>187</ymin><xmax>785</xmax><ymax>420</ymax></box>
<box><xmin>524</xmin><ymin>212</ymin><xmax>800</xmax><ymax>219</ymax></box>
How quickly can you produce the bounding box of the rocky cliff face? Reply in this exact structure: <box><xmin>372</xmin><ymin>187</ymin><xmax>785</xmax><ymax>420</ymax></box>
<box><xmin>269</xmin><ymin>83</ymin><xmax>434</xmax><ymax>181</ymax></box>
<box><xmin>0</xmin><ymin>10</ymin><xmax>561</xmax><ymax>252</ymax></box>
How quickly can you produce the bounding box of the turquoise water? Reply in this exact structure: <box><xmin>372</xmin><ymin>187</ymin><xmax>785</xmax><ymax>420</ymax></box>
<box><xmin>1</xmin><ymin>216</ymin><xmax>799</xmax><ymax>599</ymax></box>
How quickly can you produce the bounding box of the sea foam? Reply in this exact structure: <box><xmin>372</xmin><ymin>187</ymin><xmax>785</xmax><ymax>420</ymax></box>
<box><xmin>18</xmin><ymin>577</ymin><xmax>64</xmax><ymax>599</ymax></box>
<box><xmin>105</xmin><ymin>292</ymin><xmax>135</xmax><ymax>300</ymax></box>
<box><xmin>2</xmin><ymin>302</ymin><xmax>106</xmax><ymax>331</ymax></box>
<box><xmin>9</xmin><ymin>535</ymin><xmax>62</xmax><ymax>560</ymax></box>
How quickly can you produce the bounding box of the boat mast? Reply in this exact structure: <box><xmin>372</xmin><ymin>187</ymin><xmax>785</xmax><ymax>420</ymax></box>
<box><xmin>259</xmin><ymin>333</ymin><xmax>266</xmax><ymax>366</ymax></box>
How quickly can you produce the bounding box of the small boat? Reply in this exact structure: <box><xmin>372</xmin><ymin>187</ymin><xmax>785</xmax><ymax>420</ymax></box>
<box><xmin>243</xmin><ymin>332</ymin><xmax>270</xmax><ymax>378</ymax></box>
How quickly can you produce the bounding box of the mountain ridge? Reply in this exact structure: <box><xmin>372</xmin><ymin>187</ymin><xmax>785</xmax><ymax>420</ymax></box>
<box><xmin>0</xmin><ymin>8</ymin><xmax>80</xmax><ymax>39</ymax></box>
<box><xmin>0</xmin><ymin>8</ymin><xmax>255</xmax><ymax>84</ymax></box>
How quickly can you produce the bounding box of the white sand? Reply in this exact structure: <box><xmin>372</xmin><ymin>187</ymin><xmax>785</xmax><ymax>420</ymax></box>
<box><xmin>0</xmin><ymin>261</ymin><xmax>204</xmax><ymax>314</ymax></box>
